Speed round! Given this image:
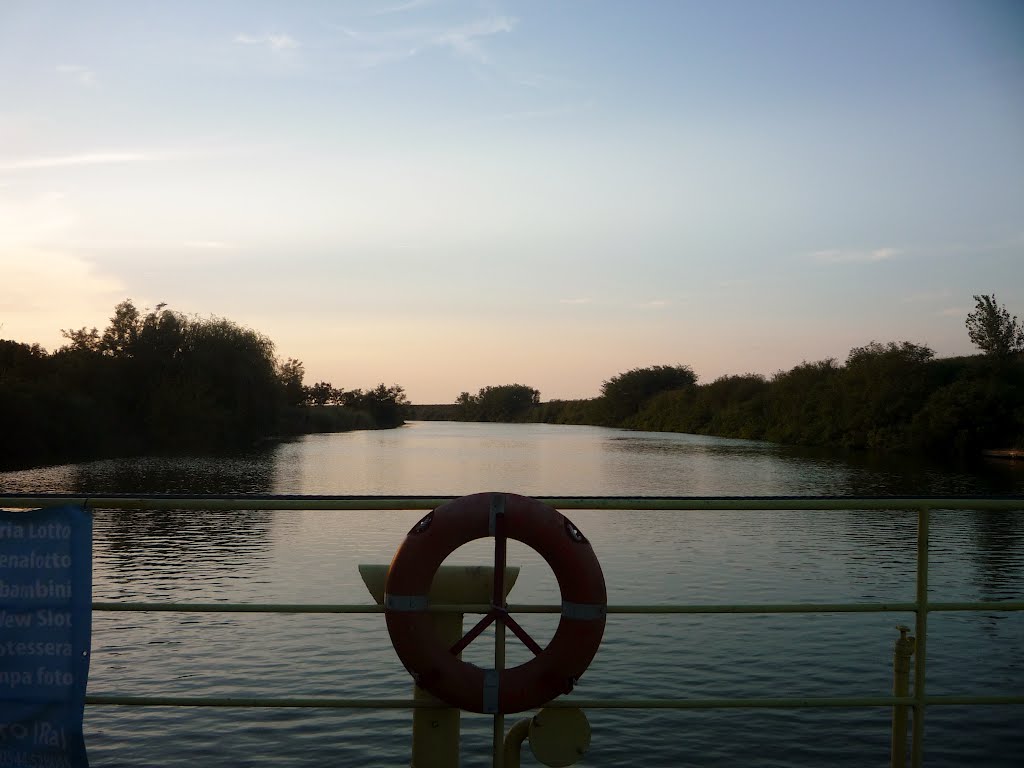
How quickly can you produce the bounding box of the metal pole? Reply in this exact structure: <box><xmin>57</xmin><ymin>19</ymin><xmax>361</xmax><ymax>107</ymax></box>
<box><xmin>358</xmin><ymin>564</ymin><xmax>519</xmax><ymax>768</ymax></box>
<box><xmin>911</xmin><ymin>507</ymin><xmax>929</xmax><ymax>768</ymax></box>
<box><xmin>411</xmin><ymin>612</ymin><xmax>463</xmax><ymax>768</ymax></box>
<box><xmin>492</xmin><ymin>512</ymin><xmax>508</xmax><ymax>768</ymax></box>
<box><xmin>493</xmin><ymin>620</ymin><xmax>506</xmax><ymax>768</ymax></box>
<box><xmin>890</xmin><ymin>625</ymin><xmax>916</xmax><ymax>768</ymax></box>
<box><xmin>501</xmin><ymin>718</ymin><xmax>531</xmax><ymax>768</ymax></box>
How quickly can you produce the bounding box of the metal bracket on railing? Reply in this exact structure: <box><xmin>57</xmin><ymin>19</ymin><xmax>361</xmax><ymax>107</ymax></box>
<box><xmin>359</xmin><ymin>563</ymin><xmax>521</xmax><ymax>768</ymax></box>
<box><xmin>503</xmin><ymin>706</ymin><xmax>591</xmax><ymax>768</ymax></box>
<box><xmin>891</xmin><ymin>625</ymin><xmax>917</xmax><ymax>768</ymax></box>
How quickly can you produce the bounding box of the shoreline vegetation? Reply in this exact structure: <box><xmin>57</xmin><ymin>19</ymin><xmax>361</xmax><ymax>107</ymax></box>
<box><xmin>0</xmin><ymin>301</ymin><xmax>407</xmax><ymax>471</ymax></box>
<box><xmin>414</xmin><ymin>345</ymin><xmax>1024</xmax><ymax>459</ymax></box>
<box><xmin>4</xmin><ymin>296</ymin><xmax>1023</xmax><ymax>472</ymax></box>
<box><xmin>418</xmin><ymin>295</ymin><xmax>1024</xmax><ymax>459</ymax></box>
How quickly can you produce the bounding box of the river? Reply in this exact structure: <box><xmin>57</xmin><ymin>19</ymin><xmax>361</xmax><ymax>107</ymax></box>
<box><xmin>1</xmin><ymin>421</ymin><xmax>1022</xmax><ymax>767</ymax></box>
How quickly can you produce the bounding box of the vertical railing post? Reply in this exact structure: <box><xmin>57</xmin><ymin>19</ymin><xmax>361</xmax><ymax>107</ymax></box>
<box><xmin>890</xmin><ymin>625</ymin><xmax>916</xmax><ymax>767</ymax></box>
<box><xmin>358</xmin><ymin>563</ymin><xmax>520</xmax><ymax>768</ymax></box>
<box><xmin>492</xmin><ymin>499</ymin><xmax>507</xmax><ymax>768</ymax></box>
<box><xmin>911</xmin><ymin>506</ymin><xmax>929</xmax><ymax>768</ymax></box>
<box><xmin>493</xmin><ymin>621</ymin><xmax>506</xmax><ymax>768</ymax></box>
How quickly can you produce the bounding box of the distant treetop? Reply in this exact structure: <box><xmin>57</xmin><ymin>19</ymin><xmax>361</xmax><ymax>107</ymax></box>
<box><xmin>600</xmin><ymin>364</ymin><xmax>697</xmax><ymax>421</ymax></box>
<box><xmin>966</xmin><ymin>294</ymin><xmax>1024</xmax><ymax>359</ymax></box>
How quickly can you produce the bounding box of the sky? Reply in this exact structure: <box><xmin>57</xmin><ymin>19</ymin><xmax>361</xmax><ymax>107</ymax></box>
<box><xmin>1</xmin><ymin>1</ymin><xmax>1022</xmax><ymax>403</ymax></box>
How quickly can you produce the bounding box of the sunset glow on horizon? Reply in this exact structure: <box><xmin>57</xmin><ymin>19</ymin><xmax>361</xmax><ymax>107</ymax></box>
<box><xmin>2</xmin><ymin>1</ymin><xmax>1022</xmax><ymax>403</ymax></box>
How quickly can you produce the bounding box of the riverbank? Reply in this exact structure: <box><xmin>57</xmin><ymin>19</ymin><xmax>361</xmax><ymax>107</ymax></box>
<box><xmin>426</xmin><ymin>350</ymin><xmax>1024</xmax><ymax>459</ymax></box>
<box><xmin>984</xmin><ymin>449</ymin><xmax>1024</xmax><ymax>461</ymax></box>
<box><xmin>0</xmin><ymin>302</ymin><xmax>409</xmax><ymax>472</ymax></box>
<box><xmin>0</xmin><ymin>407</ymin><xmax>404</xmax><ymax>473</ymax></box>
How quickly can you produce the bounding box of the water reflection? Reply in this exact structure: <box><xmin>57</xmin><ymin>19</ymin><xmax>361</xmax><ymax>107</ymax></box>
<box><xmin>599</xmin><ymin>431</ymin><xmax>864</xmax><ymax>495</ymax></box>
<box><xmin>782</xmin><ymin>444</ymin><xmax>1024</xmax><ymax>495</ymax></box>
<box><xmin>604</xmin><ymin>433</ymin><xmax>773</xmax><ymax>457</ymax></box>
<box><xmin>598</xmin><ymin>430</ymin><xmax>1024</xmax><ymax>497</ymax></box>
<box><xmin>55</xmin><ymin>451</ymin><xmax>281</xmax><ymax>595</ymax></box>
<box><xmin>971</xmin><ymin>511</ymin><xmax>1024</xmax><ymax>598</ymax></box>
<box><xmin>2</xmin><ymin>423</ymin><xmax>1021</xmax><ymax>767</ymax></box>
<box><xmin>93</xmin><ymin>509</ymin><xmax>273</xmax><ymax>581</ymax></box>
<box><xmin>0</xmin><ymin>448</ymin><xmax>281</xmax><ymax>495</ymax></box>
<box><xmin>69</xmin><ymin>451</ymin><xmax>279</xmax><ymax>495</ymax></box>
<box><xmin>3</xmin><ymin>422</ymin><xmax>1022</xmax><ymax>499</ymax></box>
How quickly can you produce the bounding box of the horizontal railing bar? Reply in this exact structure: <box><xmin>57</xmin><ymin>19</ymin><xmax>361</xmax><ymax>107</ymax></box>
<box><xmin>553</xmin><ymin>696</ymin><xmax>1024</xmax><ymax>709</ymax></box>
<box><xmin>82</xmin><ymin>694</ymin><xmax>1024</xmax><ymax>710</ymax></box>
<box><xmin>93</xmin><ymin>602</ymin><xmax>381</xmax><ymax>613</ymax></box>
<box><xmin>4</xmin><ymin>494</ymin><xmax>1024</xmax><ymax>512</ymax></box>
<box><xmin>86</xmin><ymin>696</ymin><xmax>422</xmax><ymax>708</ymax></box>
<box><xmin>85</xmin><ymin>695</ymin><xmax>918</xmax><ymax>709</ymax></box>
<box><xmin>923</xmin><ymin>695</ymin><xmax>1024</xmax><ymax>706</ymax></box>
<box><xmin>928</xmin><ymin>601</ymin><xmax>1024</xmax><ymax>612</ymax></box>
<box><xmin>550</xmin><ymin>603</ymin><xmax>920</xmax><ymax>614</ymax></box>
<box><xmin>91</xmin><ymin>601</ymin><xmax>1024</xmax><ymax>614</ymax></box>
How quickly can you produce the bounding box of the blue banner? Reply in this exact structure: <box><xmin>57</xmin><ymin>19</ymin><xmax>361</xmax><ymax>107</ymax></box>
<box><xmin>0</xmin><ymin>505</ymin><xmax>91</xmax><ymax>768</ymax></box>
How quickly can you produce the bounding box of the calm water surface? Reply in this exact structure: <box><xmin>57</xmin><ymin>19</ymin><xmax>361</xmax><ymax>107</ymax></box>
<box><xmin>2</xmin><ymin>422</ymin><xmax>1022</xmax><ymax>767</ymax></box>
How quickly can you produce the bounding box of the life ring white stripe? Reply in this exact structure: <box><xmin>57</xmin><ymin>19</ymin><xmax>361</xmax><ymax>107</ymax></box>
<box><xmin>561</xmin><ymin>601</ymin><xmax>607</xmax><ymax>620</ymax></box>
<box><xmin>482</xmin><ymin>668</ymin><xmax>500</xmax><ymax>713</ymax></box>
<box><xmin>384</xmin><ymin>594</ymin><xmax>429</xmax><ymax>612</ymax></box>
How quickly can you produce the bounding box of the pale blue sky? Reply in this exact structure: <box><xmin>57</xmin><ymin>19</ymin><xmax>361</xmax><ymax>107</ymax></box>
<box><xmin>2</xmin><ymin>1</ymin><xmax>1022</xmax><ymax>402</ymax></box>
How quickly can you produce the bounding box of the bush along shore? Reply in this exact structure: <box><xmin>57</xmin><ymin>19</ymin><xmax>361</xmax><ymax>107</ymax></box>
<box><xmin>438</xmin><ymin>297</ymin><xmax>1024</xmax><ymax>457</ymax></box>
<box><xmin>0</xmin><ymin>301</ymin><xmax>408</xmax><ymax>470</ymax></box>
<box><xmin>441</xmin><ymin>349</ymin><xmax>1024</xmax><ymax>458</ymax></box>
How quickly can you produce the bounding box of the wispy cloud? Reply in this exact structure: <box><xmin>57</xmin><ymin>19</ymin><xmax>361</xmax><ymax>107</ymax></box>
<box><xmin>0</xmin><ymin>152</ymin><xmax>148</xmax><ymax>172</ymax></box>
<box><xmin>433</xmin><ymin>16</ymin><xmax>515</xmax><ymax>62</ymax></box>
<box><xmin>939</xmin><ymin>306</ymin><xmax>967</xmax><ymax>317</ymax></box>
<box><xmin>559</xmin><ymin>298</ymin><xmax>592</xmax><ymax>305</ymax></box>
<box><xmin>366</xmin><ymin>0</ymin><xmax>435</xmax><ymax>16</ymax></box>
<box><xmin>637</xmin><ymin>299</ymin><xmax>670</xmax><ymax>308</ymax></box>
<box><xmin>235</xmin><ymin>33</ymin><xmax>300</xmax><ymax>52</ymax></box>
<box><xmin>810</xmin><ymin>247</ymin><xmax>901</xmax><ymax>264</ymax></box>
<box><xmin>336</xmin><ymin>14</ymin><xmax>516</xmax><ymax>70</ymax></box>
<box><xmin>56</xmin><ymin>64</ymin><xmax>97</xmax><ymax>87</ymax></box>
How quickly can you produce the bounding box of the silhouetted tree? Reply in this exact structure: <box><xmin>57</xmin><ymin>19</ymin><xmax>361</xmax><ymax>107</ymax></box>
<box><xmin>277</xmin><ymin>358</ymin><xmax>306</xmax><ymax>406</ymax></box>
<box><xmin>601</xmin><ymin>364</ymin><xmax>697</xmax><ymax>422</ymax></box>
<box><xmin>479</xmin><ymin>384</ymin><xmax>539</xmax><ymax>421</ymax></box>
<box><xmin>60</xmin><ymin>326</ymin><xmax>101</xmax><ymax>353</ymax></box>
<box><xmin>966</xmin><ymin>294</ymin><xmax>1024</xmax><ymax>359</ymax></box>
<box><xmin>2</xmin><ymin>301</ymin><xmax>408</xmax><ymax>468</ymax></box>
<box><xmin>341</xmin><ymin>384</ymin><xmax>409</xmax><ymax>427</ymax></box>
<box><xmin>837</xmin><ymin>341</ymin><xmax>935</xmax><ymax>449</ymax></box>
<box><xmin>365</xmin><ymin>383</ymin><xmax>410</xmax><ymax>427</ymax></box>
<box><xmin>0</xmin><ymin>340</ymin><xmax>47</xmax><ymax>378</ymax></box>
<box><xmin>455</xmin><ymin>391</ymin><xmax>478</xmax><ymax>420</ymax></box>
<box><xmin>763</xmin><ymin>359</ymin><xmax>841</xmax><ymax>445</ymax></box>
<box><xmin>306</xmin><ymin>381</ymin><xmax>335</xmax><ymax>406</ymax></box>
<box><xmin>100</xmin><ymin>299</ymin><xmax>142</xmax><ymax>356</ymax></box>
<box><xmin>454</xmin><ymin>384</ymin><xmax>540</xmax><ymax>422</ymax></box>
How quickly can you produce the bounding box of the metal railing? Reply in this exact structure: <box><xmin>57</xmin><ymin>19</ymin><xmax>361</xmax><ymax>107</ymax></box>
<box><xmin>3</xmin><ymin>494</ymin><xmax>1023</xmax><ymax>768</ymax></box>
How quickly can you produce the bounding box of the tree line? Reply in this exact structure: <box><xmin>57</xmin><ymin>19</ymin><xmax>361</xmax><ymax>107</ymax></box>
<box><xmin>0</xmin><ymin>300</ymin><xmax>407</xmax><ymax>469</ymax></box>
<box><xmin>449</xmin><ymin>295</ymin><xmax>1024</xmax><ymax>456</ymax></box>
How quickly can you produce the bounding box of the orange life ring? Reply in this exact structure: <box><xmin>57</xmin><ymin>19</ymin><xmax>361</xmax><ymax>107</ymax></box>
<box><xmin>384</xmin><ymin>492</ymin><xmax>607</xmax><ymax>714</ymax></box>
